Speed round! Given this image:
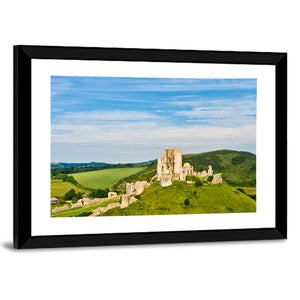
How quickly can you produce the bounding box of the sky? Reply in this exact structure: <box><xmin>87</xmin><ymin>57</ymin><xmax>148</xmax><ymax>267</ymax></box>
<box><xmin>51</xmin><ymin>76</ymin><xmax>257</xmax><ymax>163</ymax></box>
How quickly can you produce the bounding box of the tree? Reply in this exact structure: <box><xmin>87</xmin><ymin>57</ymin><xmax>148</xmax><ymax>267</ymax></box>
<box><xmin>184</xmin><ymin>198</ymin><xmax>190</xmax><ymax>206</ymax></box>
<box><xmin>57</xmin><ymin>199</ymin><xmax>65</xmax><ymax>206</ymax></box>
<box><xmin>237</xmin><ymin>188</ymin><xmax>245</xmax><ymax>194</ymax></box>
<box><xmin>64</xmin><ymin>189</ymin><xmax>76</xmax><ymax>200</ymax></box>
<box><xmin>207</xmin><ymin>175</ymin><xmax>213</xmax><ymax>183</ymax></box>
<box><xmin>195</xmin><ymin>180</ymin><xmax>202</xmax><ymax>186</ymax></box>
<box><xmin>89</xmin><ymin>188</ymin><xmax>109</xmax><ymax>199</ymax></box>
<box><xmin>71</xmin><ymin>196</ymin><xmax>78</xmax><ymax>204</ymax></box>
<box><xmin>66</xmin><ymin>175</ymin><xmax>76</xmax><ymax>184</ymax></box>
<box><xmin>55</xmin><ymin>173</ymin><xmax>68</xmax><ymax>182</ymax></box>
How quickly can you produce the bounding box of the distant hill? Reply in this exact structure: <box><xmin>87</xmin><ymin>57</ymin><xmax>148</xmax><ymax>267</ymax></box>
<box><xmin>51</xmin><ymin>159</ymin><xmax>156</xmax><ymax>169</ymax></box>
<box><xmin>51</xmin><ymin>162</ymin><xmax>109</xmax><ymax>168</ymax></box>
<box><xmin>110</xmin><ymin>149</ymin><xmax>256</xmax><ymax>193</ymax></box>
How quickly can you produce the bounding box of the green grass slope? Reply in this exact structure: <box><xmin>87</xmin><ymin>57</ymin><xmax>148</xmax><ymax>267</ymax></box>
<box><xmin>70</xmin><ymin>167</ymin><xmax>145</xmax><ymax>189</ymax></box>
<box><xmin>183</xmin><ymin>150</ymin><xmax>256</xmax><ymax>186</ymax></box>
<box><xmin>102</xmin><ymin>181</ymin><xmax>256</xmax><ymax>216</ymax></box>
<box><xmin>51</xmin><ymin>179</ymin><xmax>88</xmax><ymax>198</ymax></box>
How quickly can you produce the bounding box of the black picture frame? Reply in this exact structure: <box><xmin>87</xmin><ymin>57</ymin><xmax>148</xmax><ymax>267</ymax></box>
<box><xmin>13</xmin><ymin>45</ymin><xmax>287</xmax><ymax>249</ymax></box>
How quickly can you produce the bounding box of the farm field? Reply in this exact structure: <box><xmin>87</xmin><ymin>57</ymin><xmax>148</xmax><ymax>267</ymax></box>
<box><xmin>51</xmin><ymin>179</ymin><xmax>88</xmax><ymax>198</ymax></box>
<box><xmin>70</xmin><ymin>167</ymin><xmax>145</xmax><ymax>189</ymax></box>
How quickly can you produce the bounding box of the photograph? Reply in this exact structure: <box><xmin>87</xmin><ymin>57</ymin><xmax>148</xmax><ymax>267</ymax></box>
<box><xmin>50</xmin><ymin>76</ymin><xmax>257</xmax><ymax>218</ymax></box>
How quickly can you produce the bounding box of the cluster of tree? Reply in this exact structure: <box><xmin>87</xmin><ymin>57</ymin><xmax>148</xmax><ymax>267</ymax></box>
<box><xmin>231</xmin><ymin>155</ymin><xmax>246</xmax><ymax>165</ymax></box>
<box><xmin>64</xmin><ymin>189</ymin><xmax>84</xmax><ymax>203</ymax></box>
<box><xmin>51</xmin><ymin>161</ymin><xmax>154</xmax><ymax>177</ymax></box>
<box><xmin>89</xmin><ymin>188</ymin><xmax>109</xmax><ymax>199</ymax></box>
<box><xmin>51</xmin><ymin>162</ymin><xmax>108</xmax><ymax>169</ymax></box>
<box><xmin>53</xmin><ymin>174</ymin><xmax>77</xmax><ymax>184</ymax></box>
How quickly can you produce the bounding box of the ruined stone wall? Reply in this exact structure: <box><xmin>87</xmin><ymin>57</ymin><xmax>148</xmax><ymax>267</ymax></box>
<box><xmin>157</xmin><ymin>157</ymin><xmax>163</xmax><ymax>177</ymax></box>
<box><xmin>108</xmin><ymin>192</ymin><xmax>118</xmax><ymax>198</ymax></box>
<box><xmin>126</xmin><ymin>181</ymin><xmax>149</xmax><ymax>195</ymax></box>
<box><xmin>212</xmin><ymin>173</ymin><xmax>222</xmax><ymax>184</ymax></box>
<box><xmin>159</xmin><ymin>174</ymin><xmax>172</xmax><ymax>187</ymax></box>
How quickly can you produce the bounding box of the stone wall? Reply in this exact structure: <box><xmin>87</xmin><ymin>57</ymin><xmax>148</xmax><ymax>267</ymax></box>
<box><xmin>212</xmin><ymin>173</ymin><xmax>222</xmax><ymax>184</ymax></box>
<box><xmin>173</xmin><ymin>148</ymin><xmax>182</xmax><ymax>174</ymax></box>
<box><xmin>108</xmin><ymin>192</ymin><xmax>118</xmax><ymax>198</ymax></box>
<box><xmin>126</xmin><ymin>181</ymin><xmax>149</xmax><ymax>195</ymax></box>
<box><xmin>159</xmin><ymin>174</ymin><xmax>172</xmax><ymax>187</ymax></box>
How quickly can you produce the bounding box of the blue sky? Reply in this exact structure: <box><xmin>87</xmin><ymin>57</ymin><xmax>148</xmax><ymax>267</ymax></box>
<box><xmin>51</xmin><ymin>76</ymin><xmax>257</xmax><ymax>163</ymax></box>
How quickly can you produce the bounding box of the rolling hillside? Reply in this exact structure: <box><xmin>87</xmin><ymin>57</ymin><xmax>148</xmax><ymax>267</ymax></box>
<box><xmin>110</xmin><ymin>149</ymin><xmax>256</xmax><ymax>193</ymax></box>
<box><xmin>102</xmin><ymin>181</ymin><xmax>256</xmax><ymax>216</ymax></box>
<box><xmin>182</xmin><ymin>150</ymin><xmax>256</xmax><ymax>186</ymax></box>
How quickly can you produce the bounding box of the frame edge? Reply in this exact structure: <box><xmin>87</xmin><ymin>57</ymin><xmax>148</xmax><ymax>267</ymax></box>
<box><xmin>13</xmin><ymin>46</ymin><xmax>32</xmax><ymax>249</ymax></box>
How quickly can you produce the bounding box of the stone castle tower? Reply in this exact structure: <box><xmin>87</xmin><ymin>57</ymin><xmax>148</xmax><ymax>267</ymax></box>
<box><xmin>157</xmin><ymin>148</ymin><xmax>182</xmax><ymax>186</ymax></box>
<box><xmin>157</xmin><ymin>148</ymin><xmax>182</xmax><ymax>177</ymax></box>
<box><xmin>156</xmin><ymin>147</ymin><xmax>218</xmax><ymax>186</ymax></box>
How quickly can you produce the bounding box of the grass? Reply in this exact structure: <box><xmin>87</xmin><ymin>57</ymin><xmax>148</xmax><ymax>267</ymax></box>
<box><xmin>99</xmin><ymin>198</ymin><xmax>121</xmax><ymax>207</ymax></box>
<box><xmin>102</xmin><ymin>181</ymin><xmax>256</xmax><ymax>216</ymax></box>
<box><xmin>51</xmin><ymin>179</ymin><xmax>88</xmax><ymax>198</ymax></box>
<box><xmin>51</xmin><ymin>204</ymin><xmax>101</xmax><ymax>217</ymax></box>
<box><xmin>70</xmin><ymin>167</ymin><xmax>145</xmax><ymax>189</ymax></box>
<box><xmin>236</xmin><ymin>186</ymin><xmax>256</xmax><ymax>195</ymax></box>
<box><xmin>51</xmin><ymin>198</ymin><xmax>121</xmax><ymax>217</ymax></box>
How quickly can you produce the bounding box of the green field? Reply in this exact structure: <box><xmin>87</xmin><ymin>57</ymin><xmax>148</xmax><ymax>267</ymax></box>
<box><xmin>70</xmin><ymin>167</ymin><xmax>145</xmax><ymax>189</ymax></box>
<box><xmin>102</xmin><ymin>181</ymin><xmax>256</xmax><ymax>216</ymax></box>
<box><xmin>51</xmin><ymin>179</ymin><xmax>88</xmax><ymax>198</ymax></box>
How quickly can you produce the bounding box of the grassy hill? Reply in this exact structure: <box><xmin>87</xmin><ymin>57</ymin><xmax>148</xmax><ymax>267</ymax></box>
<box><xmin>51</xmin><ymin>179</ymin><xmax>88</xmax><ymax>198</ymax></box>
<box><xmin>102</xmin><ymin>181</ymin><xmax>256</xmax><ymax>216</ymax></box>
<box><xmin>70</xmin><ymin>167</ymin><xmax>145</xmax><ymax>189</ymax></box>
<box><xmin>110</xmin><ymin>150</ymin><xmax>256</xmax><ymax>193</ymax></box>
<box><xmin>183</xmin><ymin>150</ymin><xmax>256</xmax><ymax>186</ymax></box>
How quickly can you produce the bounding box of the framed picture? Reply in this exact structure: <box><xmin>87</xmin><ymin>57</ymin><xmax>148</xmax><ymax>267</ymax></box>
<box><xmin>14</xmin><ymin>45</ymin><xmax>287</xmax><ymax>249</ymax></box>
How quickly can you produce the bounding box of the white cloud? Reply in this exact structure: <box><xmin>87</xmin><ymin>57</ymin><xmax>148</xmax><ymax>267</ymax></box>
<box><xmin>52</xmin><ymin>120</ymin><xmax>255</xmax><ymax>147</ymax></box>
<box><xmin>59</xmin><ymin>110</ymin><xmax>160</xmax><ymax>121</ymax></box>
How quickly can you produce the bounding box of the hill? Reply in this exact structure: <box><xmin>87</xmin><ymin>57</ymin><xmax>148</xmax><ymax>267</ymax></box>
<box><xmin>51</xmin><ymin>162</ymin><xmax>109</xmax><ymax>168</ymax></box>
<box><xmin>182</xmin><ymin>150</ymin><xmax>256</xmax><ymax>186</ymax></box>
<box><xmin>110</xmin><ymin>150</ymin><xmax>256</xmax><ymax>193</ymax></box>
<box><xmin>102</xmin><ymin>181</ymin><xmax>256</xmax><ymax>216</ymax></box>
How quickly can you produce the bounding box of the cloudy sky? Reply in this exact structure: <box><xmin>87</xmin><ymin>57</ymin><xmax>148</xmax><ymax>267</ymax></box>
<box><xmin>51</xmin><ymin>76</ymin><xmax>257</xmax><ymax>163</ymax></box>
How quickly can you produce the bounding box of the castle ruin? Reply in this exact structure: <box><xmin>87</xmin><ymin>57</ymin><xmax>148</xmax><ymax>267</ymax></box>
<box><xmin>157</xmin><ymin>148</ymin><xmax>221</xmax><ymax>186</ymax></box>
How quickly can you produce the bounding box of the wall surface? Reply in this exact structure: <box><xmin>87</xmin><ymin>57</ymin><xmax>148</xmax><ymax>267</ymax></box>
<box><xmin>0</xmin><ymin>1</ymin><xmax>299</xmax><ymax>299</ymax></box>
